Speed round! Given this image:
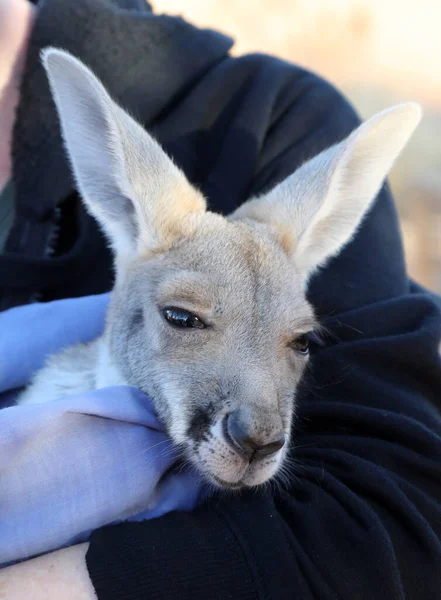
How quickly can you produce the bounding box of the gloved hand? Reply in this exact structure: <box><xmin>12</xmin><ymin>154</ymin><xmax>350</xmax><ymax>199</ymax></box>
<box><xmin>0</xmin><ymin>294</ymin><xmax>203</xmax><ymax>566</ymax></box>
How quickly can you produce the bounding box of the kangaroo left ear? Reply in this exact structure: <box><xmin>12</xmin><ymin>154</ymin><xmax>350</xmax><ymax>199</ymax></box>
<box><xmin>42</xmin><ymin>47</ymin><xmax>206</xmax><ymax>279</ymax></box>
<box><xmin>231</xmin><ymin>103</ymin><xmax>422</xmax><ymax>287</ymax></box>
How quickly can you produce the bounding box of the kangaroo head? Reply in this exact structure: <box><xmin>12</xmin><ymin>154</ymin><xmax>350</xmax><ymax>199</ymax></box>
<box><xmin>42</xmin><ymin>48</ymin><xmax>421</xmax><ymax>489</ymax></box>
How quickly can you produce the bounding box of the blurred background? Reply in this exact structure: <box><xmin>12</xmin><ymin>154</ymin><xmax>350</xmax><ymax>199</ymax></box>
<box><xmin>155</xmin><ymin>0</ymin><xmax>441</xmax><ymax>292</ymax></box>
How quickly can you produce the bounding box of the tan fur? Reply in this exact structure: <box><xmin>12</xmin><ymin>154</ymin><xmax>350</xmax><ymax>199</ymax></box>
<box><xmin>17</xmin><ymin>49</ymin><xmax>421</xmax><ymax>490</ymax></box>
<box><xmin>139</xmin><ymin>182</ymin><xmax>207</xmax><ymax>257</ymax></box>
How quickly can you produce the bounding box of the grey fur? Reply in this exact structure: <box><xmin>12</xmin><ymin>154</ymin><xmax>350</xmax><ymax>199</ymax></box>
<box><xmin>17</xmin><ymin>49</ymin><xmax>421</xmax><ymax>489</ymax></box>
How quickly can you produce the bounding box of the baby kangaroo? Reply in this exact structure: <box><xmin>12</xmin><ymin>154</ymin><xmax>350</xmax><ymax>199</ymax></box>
<box><xmin>17</xmin><ymin>49</ymin><xmax>421</xmax><ymax>489</ymax></box>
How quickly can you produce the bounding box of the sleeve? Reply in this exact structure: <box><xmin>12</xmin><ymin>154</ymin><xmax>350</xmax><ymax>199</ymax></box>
<box><xmin>86</xmin><ymin>58</ymin><xmax>441</xmax><ymax>600</ymax></box>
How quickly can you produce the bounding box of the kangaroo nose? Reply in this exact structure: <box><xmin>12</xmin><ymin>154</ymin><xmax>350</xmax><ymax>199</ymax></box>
<box><xmin>223</xmin><ymin>412</ymin><xmax>285</xmax><ymax>460</ymax></box>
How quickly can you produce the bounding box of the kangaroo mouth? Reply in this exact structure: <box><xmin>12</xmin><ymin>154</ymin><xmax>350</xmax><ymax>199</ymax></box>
<box><xmin>211</xmin><ymin>475</ymin><xmax>245</xmax><ymax>489</ymax></box>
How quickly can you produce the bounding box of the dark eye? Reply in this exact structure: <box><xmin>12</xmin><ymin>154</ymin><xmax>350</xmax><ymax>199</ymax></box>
<box><xmin>291</xmin><ymin>334</ymin><xmax>309</xmax><ymax>355</ymax></box>
<box><xmin>163</xmin><ymin>307</ymin><xmax>206</xmax><ymax>329</ymax></box>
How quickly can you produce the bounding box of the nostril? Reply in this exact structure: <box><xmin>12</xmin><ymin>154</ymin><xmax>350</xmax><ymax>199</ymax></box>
<box><xmin>223</xmin><ymin>412</ymin><xmax>285</xmax><ymax>460</ymax></box>
<box><xmin>254</xmin><ymin>433</ymin><xmax>285</xmax><ymax>459</ymax></box>
<box><xmin>223</xmin><ymin>413</ymin><xmax>252</xmax><ymax>458</ymax></box>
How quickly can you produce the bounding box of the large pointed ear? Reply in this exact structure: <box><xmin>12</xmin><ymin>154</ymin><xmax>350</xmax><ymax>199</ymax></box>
<box><xmin>231</xmin><ymin>103</ymin><xmax>421</xmax><ymax>286</ymax></box>
<box><xmin>41</xmin><ymin>48</ymin><xmax>206</xmax><ymax>276</ymax></box>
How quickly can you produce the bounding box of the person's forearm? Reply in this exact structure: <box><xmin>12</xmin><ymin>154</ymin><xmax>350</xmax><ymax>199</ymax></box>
<box><xmin>0</xmin><ymin>5</ymin><xmax>95</xmax><ymax>597</ymax></box>
<box><xmin>0</xmin><ymin>544</ymin><xmax>96</xmax><ymax>600</ymax></box>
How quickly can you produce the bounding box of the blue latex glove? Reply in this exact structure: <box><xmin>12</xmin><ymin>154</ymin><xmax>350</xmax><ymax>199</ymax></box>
<box><xmin>0</xmin><ymin>295</ymin><xmax>204</xmax><ymax>566</ymax></box>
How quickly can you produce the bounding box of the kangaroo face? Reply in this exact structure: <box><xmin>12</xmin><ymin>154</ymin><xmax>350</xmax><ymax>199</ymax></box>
<box><xmin>41</xmin><ymin>48</ymin><xmax>421</xmax><ymax>488</ymax></box>
<box><xmin>108</xmin><ymin>218</ymin><xmax>317</xmax><ymax>487</ymax></box>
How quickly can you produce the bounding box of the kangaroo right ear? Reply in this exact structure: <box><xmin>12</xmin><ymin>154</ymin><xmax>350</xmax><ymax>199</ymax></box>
<box><xmin>231</xmin><ymin>103</ymin><xmax>421</xmax><ymax>288</ymax></box>
<box><xmin>41</xmin><ymin>48</ymin><xmax>206</xmax><ymax>276</ymax></box>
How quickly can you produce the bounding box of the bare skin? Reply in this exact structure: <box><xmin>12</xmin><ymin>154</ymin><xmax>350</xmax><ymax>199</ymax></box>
<box><xmin>0</xmin><ymin>544</ymin><xmax>96</xmax><ymax>599</ymax></box>
<box><xmin>0</xmin><ymin>1</ymin><xmax>96</xmax><ymax>597</ymax></box>
<box><xmin>0</xmin><ymin>0</ymin><xmax>36</xmax><ymax>192</ymax></box>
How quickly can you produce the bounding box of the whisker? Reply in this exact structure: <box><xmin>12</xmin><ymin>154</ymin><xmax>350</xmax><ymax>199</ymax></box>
<box><xmin>136</xmin><ymin>439</ymin><xmax>170</xmax><ymax>458</ymax></box>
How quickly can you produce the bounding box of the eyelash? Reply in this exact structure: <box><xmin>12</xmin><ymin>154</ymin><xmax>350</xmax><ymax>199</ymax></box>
<box><xmin>289</xmin><ymin>334</ymin><xmax>309</xmax><ymax>355</ymax></box>
<box><xmin>289</xmin><ymin>331</ymin><xmax>325</xmax><ymax>355</ymax></box>
<box><xmin>161</xmin><ymin>307</ymin><xmax>325</xmax><ymax>355</ymax></box>
<box><xmin>162</xmin><ymin>307</ymin><xmax>206</xmax><ymax>329</ymax></box>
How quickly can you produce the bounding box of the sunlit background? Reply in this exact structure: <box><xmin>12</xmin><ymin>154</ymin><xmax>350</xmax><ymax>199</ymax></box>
<box><xmin>155</xmin><ymin>0</ymin><xmax>441</xmax><ymax>292</ymax></box>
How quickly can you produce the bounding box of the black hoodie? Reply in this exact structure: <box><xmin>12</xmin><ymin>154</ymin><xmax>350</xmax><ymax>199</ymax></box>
<box><xmin>2</xmin><ymin>1</ymin><xmax>441</xmax><ymax>598</ymax></box>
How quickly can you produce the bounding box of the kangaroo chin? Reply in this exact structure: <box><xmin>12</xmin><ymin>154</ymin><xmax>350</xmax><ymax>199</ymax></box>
<box><xmin>17</xmin><ymin>48</ymin><xmax>422</xmax><ymax>489</ymax></box>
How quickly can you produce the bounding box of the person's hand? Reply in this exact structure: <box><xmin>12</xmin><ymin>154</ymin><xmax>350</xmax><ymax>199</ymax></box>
<box><xmin>0</xmin><ymin>293</ymin><xmax>109</xmax><ymax>395</ymax></box>
<box><xmin>0</xmin><ymin>0</ymin><xmax>36</xmax><ymax>192</ymax></box>
<box><xmin>0</xmin><ymin>294</ymin><xmax>204</xmax><ymax>566</ymax></box>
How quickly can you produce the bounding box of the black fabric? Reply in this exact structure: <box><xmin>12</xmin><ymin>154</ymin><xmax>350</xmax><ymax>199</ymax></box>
<box><xmin>0</xmin><ymin>0</ymin><xmax>406</xmax><ymax>314</ymax></box>
<box><xmin>87</xmin><ymin>287</ymin><xmax>441</xmax><ymax>600</ymax></box>
<box><xmin>3</xmin><ymin>1</ymin><xmax>441</xmax><ymax>598</ymax></box>
<box><xmin>0</xmin><ymin>0</ymin><xmax>233</xmax><ymax>307</ymax></box>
